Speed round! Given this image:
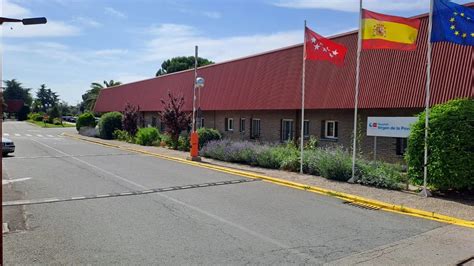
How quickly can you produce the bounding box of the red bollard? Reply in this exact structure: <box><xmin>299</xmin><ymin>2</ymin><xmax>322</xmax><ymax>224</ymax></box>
<box><xmin>189</xmin><ymin>131</ymin><xmax>201</xmax><ymax>161</ymax></box>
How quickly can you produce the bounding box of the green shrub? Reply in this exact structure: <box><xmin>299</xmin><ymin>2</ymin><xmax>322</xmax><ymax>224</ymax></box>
<box><xmin>113</xmin><ymin>129</ymin><xmax>134</xmax><ymax>143</ymax></box>
<box><xmin>76</xmin><ymin>112</ymin><xmax>96</xmax><ymax>131</ymax></box>
<box><xmin>406</xmin><ymin>98</ymin><xmax>474</xmax><ymax>190</ymax></box>
<box><xmin>161</xmin><ymin>133</ymin><xmax>175</xmax><ymax>147</ymax></box>
<box><xmin>357</xmin><ymin>161</ymin><xmax>404</xmax><ymax>190</ymax></box>
<box><xmin>197</xmin><ymin>128</ymin><xmax>222</xmax><ymax>149</ymax></box>
<box><xmin>135</xmin><ymin>127</ymin><xmax>160</xmax><ymax>146</ymax></box>
<box><xmin>256</xmin><ymin>144</ymin><xmax>299</xmax><ymax>169</ymax></box>
<box><xmin>52</xmin><ymin>118</ymin><xmax>62</xmax><ymax>125</ymax></box>
<box><xmin>280</xmin><ymin>153</ymin><xmax>300</xmax><ymax>171</ymax></box>
<box><xmin>99</xmin><ymin>112</ymin><xmax>123</xmax><ymax>139</ymax></box>
<box><xmin>178</xmin><ymin>134</ymin><xmax>190</xmax><ymax>151</ymax></box>
<box><xmin>304</xmin><ymin>135</ymin><xmax>319</xmax><ymax>151</ymax></box>
<box><xmin>317</xmin><ymin>148</ymin><xmax>353</xmax><ymax>181</ymax></box>
<box><xmin>28</xmin><ymin>113</ymin><xmax>43</xmax><ymax>122</ymax></box>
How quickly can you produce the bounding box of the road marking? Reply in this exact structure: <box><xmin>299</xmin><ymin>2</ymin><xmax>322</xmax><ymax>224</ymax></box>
<box><xmin>14</xmin><ymin>133</ymin><xmax>21</xmax><ymax>136</ymax></box>
<box><xmin>7</xmin><ymin>153</ymin><xmax>136</xmax><ymax>160</ymax></box>
<box><xmin>36</xmin><ymin>134</ymin><xmax>43</xmax><ymax>137</ymax></box>
<box><xmin>64</xmin><ymin>133</ymin><xmax>474</xmax><ymax>229</ymax></box>
<box><xmin>26</xmin><ymin>134</ymin><xmax>32</xmax><ymax>137</ymax></box>
<box><xmin>2</xmin><ymin>179</ymin><xmax>257</xmax><ymax>206</ymax></box>
<box><xmin>3</xmin><ymin>133</ymin><xmax>9</xmax><ymax>136</ymax></box>
<box><xmin>24</xmin><ymin>137</ymin><xmax>318</xmax><ymax>263</ymax></box>
<box><xmin>2</xmin><ymin>177</ymin><xmax>32</xmax><ymax>185</ymax></box>
<box><xmin>47</xmin><ymin>135</ymin><xmax>54</xmax><ymax>137</ymax></box>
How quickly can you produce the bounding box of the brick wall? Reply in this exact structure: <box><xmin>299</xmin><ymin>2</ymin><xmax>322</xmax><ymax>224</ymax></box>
<box><xmin>143</xmin><ymin>108</ymin><xmax>422</xmax><ymax>163</ymax></box>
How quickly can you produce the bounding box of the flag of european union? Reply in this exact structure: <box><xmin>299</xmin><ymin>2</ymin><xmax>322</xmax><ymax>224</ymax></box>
<box><xmin>431</xmin><ymin>0</ymin><xmax>474</xmax><ymax>46</ymax></box>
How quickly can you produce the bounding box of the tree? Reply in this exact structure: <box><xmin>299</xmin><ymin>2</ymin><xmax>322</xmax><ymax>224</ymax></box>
<box><xmin>35</xmin><ymin>84</ymin><xmax>59</xmax><ymax>112</ymax></box>
<box><xmin>156</xmin><ymin>56</ymin><xmax>214</xmax><ymax>76</ymax></box>
<box><xmin>406</xmin><ymin>98</ymin><xmax>474</xmax><ymax>191</ymax></box>
<box><xmin>81</xmin><ymin>80</ymin><xmax>122</xmax><ymax>112</ymax></box>
<box><xmin>3</xmin><ymin>79</ymin><xmax>32</xmax><ymax>106</ymax></box>
<box><xmin>159</xmin><ymin>92</ymin><xmax>191</xmax><ymax>149</ymax></box>
<box><xmin>122</xmin><ymin>103</ymin><xmax>140</xmax><ymax>136</ymax></box>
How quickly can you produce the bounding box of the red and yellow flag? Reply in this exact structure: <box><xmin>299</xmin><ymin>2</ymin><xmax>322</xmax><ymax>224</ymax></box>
<box><xmin>362</xmin><ymin>9</ymin><xmax>421</xmax><ymax>50</ymax></box>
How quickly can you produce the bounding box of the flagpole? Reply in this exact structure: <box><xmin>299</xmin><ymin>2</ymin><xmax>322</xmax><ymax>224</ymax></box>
<box><xmin>349</xmin><ymin>0</ymin><xmax>363</xmax><ymax>183</ymax></box>
<box><xmin>300</xmin><ymin>20</ymin><xmax>307</xmax><ymax>174</ymax></box>
<box><xmin>421</xmin><ymin>0</ymin><xmax>434</xmax><ymax>197</ymax></box>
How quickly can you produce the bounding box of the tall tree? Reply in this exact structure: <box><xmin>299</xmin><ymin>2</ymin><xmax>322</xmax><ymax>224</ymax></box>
<box><xmin>159</xmin><ymin>92</ymin><xmax>191</xmax><ymax>149</ymax></box>
<box><xmin>156</xmin><ymin>56</ymin><xmax>214</xmax><ymax>76</ymax></box>
<box><xmin>3</xmin><ymin>79</ymin><xmax>32</xmax><ymax>106</ymax></box>
<box><xmin>35</xmin><ymin>84</ymin><xmax>59</xmax><ymax>112</ymax></box>
<box><xmin>81</xmin><ymin>80</ymin><xmax>122</xmax><ymax>112</ymax></box>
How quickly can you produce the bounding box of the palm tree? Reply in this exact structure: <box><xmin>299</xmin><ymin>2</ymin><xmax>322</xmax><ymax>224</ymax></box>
<box><xmin>82</xmin><ymin>80</ymin><xmax>122</xmax><ymax>112</ymax></box>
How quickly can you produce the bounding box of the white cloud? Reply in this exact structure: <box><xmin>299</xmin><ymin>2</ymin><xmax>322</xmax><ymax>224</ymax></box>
<box><xmin>2</xmin><ymin>0</ymin><xmax>30</xmax><ymax>17</ymax></box>
<box><xmin>104</xmin><ymin>7</ymin><xmax>127</xmax><ymax>19</ymax></box>
<box><xmin>273</xmin><ymin>0</ymin><xmax>429</xmax><ymax>12</ymax></box>
<box><xmin>73</xmin><ymin>16</ymin><xmax>102</xmax><ymax>28</ymax></box>
<box><xmin>142</xmin><ymin>23</ymin><xmax>302</xmax><ymax>63</ymax></box>
<box><xmin>3</xmin><ymin>20</ymin><xmax>80</xmax><ymax>37</ymax></box>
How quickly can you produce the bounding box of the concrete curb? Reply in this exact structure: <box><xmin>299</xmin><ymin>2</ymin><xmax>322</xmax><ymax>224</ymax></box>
<box><xmin>64</xmin><ymin>133</ymin><xmax>474</xmax><ymax>229</ymax></box>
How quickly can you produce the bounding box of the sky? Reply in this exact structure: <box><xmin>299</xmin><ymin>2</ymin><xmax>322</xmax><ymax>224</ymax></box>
<box><xmin>1</xmin><ymin>0</ymin><xmax>472</xmax><ymax>105</ymax></box>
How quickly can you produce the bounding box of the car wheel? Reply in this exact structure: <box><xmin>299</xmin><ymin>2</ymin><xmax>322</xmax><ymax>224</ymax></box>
<box><xmin>2</xmin><ymin>152</ymin><xmax>8</xmax><ymax>157</ymax></box>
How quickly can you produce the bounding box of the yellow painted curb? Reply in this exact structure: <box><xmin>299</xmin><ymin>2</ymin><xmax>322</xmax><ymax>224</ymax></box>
<box><xmin>64</xmin><ymin>133</ymin><xmax>474</xmax><ymax>229</ymax></box>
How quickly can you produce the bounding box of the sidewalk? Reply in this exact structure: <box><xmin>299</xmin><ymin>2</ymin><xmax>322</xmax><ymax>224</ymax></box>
<box><xmin>67</xmin><ymin>133</ymin><xmax>474</xmax><ymax>222</ymax></box>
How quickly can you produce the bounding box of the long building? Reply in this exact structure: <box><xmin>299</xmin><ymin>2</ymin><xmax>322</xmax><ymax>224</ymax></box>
<box><xmin>94</xmin><ymin>7</ymin><xmax>474</xmax><ymax>162</ymax></box>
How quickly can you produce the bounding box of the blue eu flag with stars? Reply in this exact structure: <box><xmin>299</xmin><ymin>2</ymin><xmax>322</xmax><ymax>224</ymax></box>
<box><xmin>431</xmin><ymin>0</ymin><xmax>474</xmax><ymax>46</ymax></box>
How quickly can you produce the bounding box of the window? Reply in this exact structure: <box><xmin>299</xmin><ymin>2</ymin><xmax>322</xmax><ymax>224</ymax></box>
<box><xmin>251</xmin><ymin>119</ymin><xmax>261</xmax><ymax>139</ymax></box>
<box><xmin>151</xmin><ymin>116</ymin><xmax>157</xmax><ymax>127</ymax></box>
<box><xmin>199</xmin><ymin>117</ymin><xmax>204</xmax><ymax>128</ymax></box>
<box><xmin>240</xmin><ymin>118</ymin><xmax>246</xmax><ymax>132</ymax></box>
<box><xmin>396</xmin><ymin>138</ymin><xmax>408</xmax><ymax>155</ymax></box>
<box><xmin>225</xmin><ymin>118</ymin><xmax>233</xmax><ymax>131</ymax></box>
<box><xmin>281</xmin><ymin>119</ymin><xmax>294</xmax><ymax>141</ymax></box>
<box><xmin>303</xmin><ymin>120</ymin><xmax>310</xmax><ymax>138</ymax></box>
<box><xmin>323</xmin><ymin>120</ymin><xmax>338</xmax><ymax>139</ymax></box>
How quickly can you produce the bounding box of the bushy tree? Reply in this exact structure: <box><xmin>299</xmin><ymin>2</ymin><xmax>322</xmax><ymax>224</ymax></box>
<box><xmin>122</xmin><ymin>103</ymin><xmax>140</xmax><ymax>136</ymax></box>
<box><xmin>159</xmin><ymin>92</ymin><xmax>191</xmax><ymax>149</ymax></box>
<box><xmin>99</xmin><ymin>112</ymin><xmax>123</xmax><ymax>139</ymax></box>
<box><xmin>35</xmin><ymin>84</ymin><xmax>59</xmax><ymax>112</ymax></box>
<box><xmin>49</xmin><ymin>105</ymin><xmax>61</xmax><ymax>119</ymax></box>
<box><xmin>3</xmin><ymin>79</ymin><xmax>32</xmax><ymax>106</ymax></box>
<box><xmin>76</xmin><ymin>112</ymin><xmax>96</xmax><ymax>131</ymax></box>
<box><xmin>156</xmin><ymin>56</ymin><xmax>214</xmax><ymax>76</ymax></box>
<box><xmin>406</xmin><ymin>98</ymin><xmax>474</xmax><ymax>191</ymax></box>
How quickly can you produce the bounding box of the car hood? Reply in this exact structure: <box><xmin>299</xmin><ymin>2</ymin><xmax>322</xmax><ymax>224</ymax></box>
<box><xmin>2</xmin><ymin>137</ymin><xmax>13</xmax><ymax>143</ymax></box>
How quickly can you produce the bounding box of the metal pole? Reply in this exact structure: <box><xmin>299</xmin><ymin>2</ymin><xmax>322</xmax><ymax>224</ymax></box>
<box><xmin>421</xmin><ymin>0</ymin><xmax>434</xmax><ymax>197</ymax></box>
<box><xmin>192</xmin><ymin>46</ymin><xmax>197</xmax><ymax>132</ymax></box>
<box><xmin>299</xmin><ymin>20</ymin><xmax>307</xmax><ymax>174</ymax></box>
<box><xmin>349</xmin><ymin>0</ymin><xmax>363</xmax><ymax>183</ymax></box>
<box><xmin>373</xmin><ymin>136</ymin><xmax>377</xmax><ymax>161</ymax></box>
<box><xmin>0</xmin><ymin>11</ymin><xmax>4</xmax><ymax>263</ymax></box>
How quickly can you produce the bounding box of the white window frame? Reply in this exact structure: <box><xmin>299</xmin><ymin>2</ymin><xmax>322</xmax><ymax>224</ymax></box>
<box><xmin>251</xmin><ymin>118</ymin><xmax>261</xmax><ymax>138</ymax></box>
<box><xmin>325</xmin><ymin>120</ymin><xmax>337</xmax><ymax>139</ymax></box>
<box><xmin>240</xmin><ymin>118</ymin><xmax>246</xmax><ymax>132</ymax></box>
<box><xmin>227</xmin><ymin>118</ymin><xmax>234</xmax><ymax>131</ymax></box>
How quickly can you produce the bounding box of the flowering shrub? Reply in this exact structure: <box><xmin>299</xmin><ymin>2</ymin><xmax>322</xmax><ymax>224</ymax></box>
<box><xmin>201</xmin><ymin>139</ymin><xmax>405</xmax><ymax>190</ymax></box>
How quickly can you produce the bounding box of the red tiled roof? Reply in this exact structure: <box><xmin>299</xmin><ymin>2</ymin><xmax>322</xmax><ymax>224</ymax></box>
<box><xmin>94</xmin><ymin>6</ymin><xmax>474</xmax><ymax>113</ymax></box>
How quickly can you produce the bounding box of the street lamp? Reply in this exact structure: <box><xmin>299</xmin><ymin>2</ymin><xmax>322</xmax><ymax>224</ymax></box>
<box><xmin>0</xmin><ymin>15</ymin><xmax>47</xmax><ymax>264</ymax></box>
<box><xmin>0</xmin><ymin>17</ymin><xmax>47</xmax><ymax>25</ymax></box>
<box><xmin>189</xmin><ymin>76</ymin><xmax>204</xmax><ymax>161</ymax></box>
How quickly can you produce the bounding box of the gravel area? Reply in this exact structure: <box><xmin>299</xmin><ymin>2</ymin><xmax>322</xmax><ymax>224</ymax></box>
<box><xmin>69</xmin><ymin>133</ymin><xmax>474</xmax><ymax>222</ymax></box>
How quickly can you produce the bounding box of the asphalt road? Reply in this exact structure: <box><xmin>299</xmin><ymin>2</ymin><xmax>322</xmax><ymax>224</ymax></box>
<box><xmin>2</xmin><ymin>121</ymin><xmax>473</xmax><ymax>265</ymax></box>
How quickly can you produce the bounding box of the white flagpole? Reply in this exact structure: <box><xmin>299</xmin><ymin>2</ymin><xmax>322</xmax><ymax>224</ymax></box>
<box><xmin>421</xmin><ymin>0</ymin><xmax>434</xmax><ymax>197</ymax></box>
<box><xmin>300</xmin><ymin>20</ymin><xmax>307</xmax><ymax>174</ymax></box>
<box><xmin>349</xmin><ymin>0</ymin><xmax>363</xmax><ymax>183</ymax></box>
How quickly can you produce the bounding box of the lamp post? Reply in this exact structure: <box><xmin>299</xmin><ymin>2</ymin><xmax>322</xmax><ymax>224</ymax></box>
<box><xmin>189</xmin><ymin>76</ymin><xmax>204</xmax><ymax>161</ymax></box>
<box><xmin>1</xmin><ymin>15</ymin><xmax>47</xmax><ymax>264</ymax></box>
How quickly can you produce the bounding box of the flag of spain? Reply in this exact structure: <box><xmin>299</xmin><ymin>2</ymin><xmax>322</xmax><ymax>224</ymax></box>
<box><xmin>362</xmin><ymin>9</ymin><xmax>421</xmax><ymax>51</ymax></box>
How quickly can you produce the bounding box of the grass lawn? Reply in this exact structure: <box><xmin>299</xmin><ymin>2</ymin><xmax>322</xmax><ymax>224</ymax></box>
<box><xmin>27</xmin><ymin>120</ymin><xmax>76</xmax><ymax>128</ymax></box>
